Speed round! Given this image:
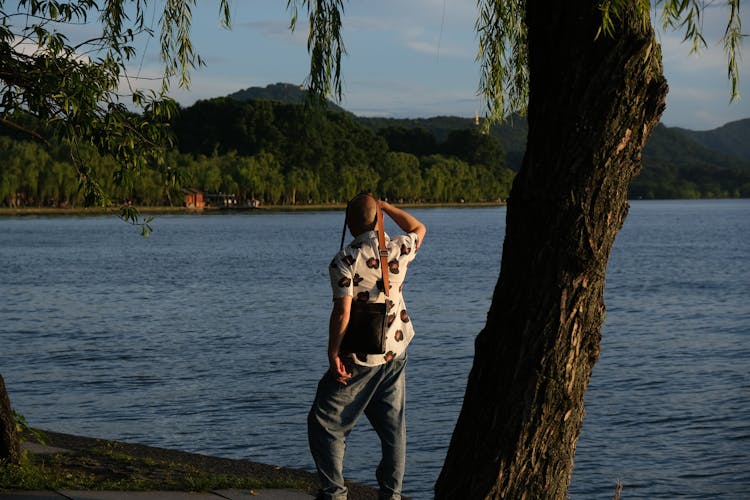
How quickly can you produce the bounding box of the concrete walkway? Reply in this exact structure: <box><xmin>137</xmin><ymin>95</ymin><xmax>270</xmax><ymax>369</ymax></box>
<box><xmin>0</xmin><ymin>489</ymin><xmax>313</xmax><ymax>499</ymax></box>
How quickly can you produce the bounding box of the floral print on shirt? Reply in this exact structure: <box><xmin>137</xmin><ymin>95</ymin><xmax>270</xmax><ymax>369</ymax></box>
<box><xmin>329</xmin><ymin>230</ymin><xmax>420</xmax><ymax>367</ymax></box>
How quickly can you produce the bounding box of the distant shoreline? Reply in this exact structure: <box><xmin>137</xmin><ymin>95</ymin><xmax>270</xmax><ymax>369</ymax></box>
<box><xmin>3</xmin><ymin>199</ymin><xmax>748</xmax><ymax>217</ymax></box>
<box><xmin>0</xmin><ymin>201</ymin><xmax>505</xmax><ymax>216</ymax></box>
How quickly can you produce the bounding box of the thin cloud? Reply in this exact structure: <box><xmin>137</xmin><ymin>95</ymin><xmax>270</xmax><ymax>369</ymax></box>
<box><xmin>236</xmin><ymin>19</ymin><xmax>306</xmax><ymax>44</ymax></box>
<box><xmin>659</xmin><ymin>30</ymin><xmax>728</xmax><ymax>72</ymax></box>
<box><xmin>405</xmin><ymin>38</ymin><xmax>472</xmax><ymax>59</ymax></box>
<box><xmin>343</xmin><ymin>78</ymin><xmax>480</xmax><ymax>118</ymax></box>
<box><xmin>663</xmin><ymin>78</ymin><xmax>745</xmax><ymax>129</ymax></box>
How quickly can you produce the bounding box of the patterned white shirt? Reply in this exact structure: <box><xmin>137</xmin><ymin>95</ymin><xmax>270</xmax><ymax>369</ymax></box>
<box><xmin>329</xmin><ymin>230</ymin><xmax>420</xmax><ymax>366</ymax></box>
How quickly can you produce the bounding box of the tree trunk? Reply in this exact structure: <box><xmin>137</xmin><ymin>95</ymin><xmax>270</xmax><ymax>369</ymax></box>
<box><xmin>435</xmin><ymin>2</ymin><xmax>667</xmax><ymax>499</ymax></box>
<box><xmin>0</xmin><ymin>373</ymin><xmax>20</xmax><ymax>465</ymax></box>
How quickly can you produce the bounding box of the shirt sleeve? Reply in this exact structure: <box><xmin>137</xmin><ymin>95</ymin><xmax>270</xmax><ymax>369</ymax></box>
<box><xmin>329</xmin><ymin>252</ymin><xmax>354</xmax><ymax>299</ymax></box>
<box><xmin>392</xmin><ymin>232</ymin><xmax>420</xmax><ymax>265</ymax></box>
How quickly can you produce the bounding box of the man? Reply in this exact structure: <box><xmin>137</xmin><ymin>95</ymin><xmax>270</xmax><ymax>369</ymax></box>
<box><xmin>308</xmin><ymin>193</ymin><xmax>427</xmax><ymax>500</ymax></box>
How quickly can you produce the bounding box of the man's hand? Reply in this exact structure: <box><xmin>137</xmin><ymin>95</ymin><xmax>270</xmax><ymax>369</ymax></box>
<box><xmin>379</xmin><ymin>200</ymin><xmax>426</xmax><ymax>248</ymax></box>
<box><xmin>330</xmin><ymin>354</ymin><xmax>352</xmax><ymax>385</ymax></box>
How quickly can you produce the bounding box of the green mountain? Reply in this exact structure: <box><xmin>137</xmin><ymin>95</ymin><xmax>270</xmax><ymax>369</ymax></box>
<box><xmin>227</xmin><ymin>82</ymin><xmax>348</xmax><ymax>114</ymax></box>
<box><xmin>358</xmin><ymin>114</ymin><xmax>748</xmax><ymax>174</ymax></box>
<box><xmin>676</xmin><ymin>119</ymin><xmax>750</xmax><ymax>162</ymax></box>
<box><xmin>226</xmin><ymin>84</ymin><xmax>528</xmax><ymax>160</ymax></box>
<box><xmin>218</xmin><ymin>83</ymin><xmax>749</xmax><ymax>198</ymax></box>
<box><xmin>356</xmin><ymin>115</ymin><xmax>528</xmax><ymax>169</ymax></box>
<box><xmin>643</xmin><ymin>123</ymin><xmax>748</xmax><ymax>170</ymax></box>
<box><xmin>634</xmin><ymin>123</ymin><xmax>750</xmax><ymax>198</ymax></box>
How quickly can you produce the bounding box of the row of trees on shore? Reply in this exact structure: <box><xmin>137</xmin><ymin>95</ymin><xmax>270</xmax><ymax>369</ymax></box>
<box><xmin>0</xmin><ymin>99</ymin><xmax>516</xmax><ymax>208</ymax></box>
<box><xmin>630</xmin><ymin>162</ymin><xmax>750</xmax><ymax>199</ymax></box>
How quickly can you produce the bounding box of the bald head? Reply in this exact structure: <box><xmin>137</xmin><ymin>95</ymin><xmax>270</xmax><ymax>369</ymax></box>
<box><xmin>347</xmin><ymin>194</ymin><xmax>378</xmax><ymax>236</ymax></box>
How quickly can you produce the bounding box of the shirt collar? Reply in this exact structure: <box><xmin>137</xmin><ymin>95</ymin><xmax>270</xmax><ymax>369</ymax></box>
<box><xmin>351</xmin><ymin>230</ymin><xmax>388</xmax><ymax>246</ymax></box>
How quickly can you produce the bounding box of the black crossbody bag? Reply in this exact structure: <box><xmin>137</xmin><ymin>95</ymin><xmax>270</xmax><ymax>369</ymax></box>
<box><xmin>338</xmin><ymin>196</ymin><xmax>391</xmax><ymax>355</ymax></box>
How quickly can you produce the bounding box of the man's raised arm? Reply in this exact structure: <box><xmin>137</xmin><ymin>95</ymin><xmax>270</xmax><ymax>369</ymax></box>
<box><xmin>379</xmin><ymin>201</ymin><xmax>426</xmax><ymax>248</ymax></box>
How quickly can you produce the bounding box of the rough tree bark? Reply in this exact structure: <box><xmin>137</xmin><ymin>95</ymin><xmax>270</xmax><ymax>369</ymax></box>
<box><xmin>0</xmin><ymin>373</ymin><xmax>20</xmax><ymax>465</ymax></box>
<box><xmin>435</xmin><ymin>2</ymin><xmax>667</xmax><ymax>499</ymax></box>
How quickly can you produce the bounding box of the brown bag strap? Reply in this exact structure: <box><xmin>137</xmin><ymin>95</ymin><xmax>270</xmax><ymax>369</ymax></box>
<box><xmin>375</xmin><ymin>201</ymin><xmax>390</xmax><ymax>298</ymax></box>
<box><xmin>340</xmin><ymin>194</ymin><xmax>390</xmax><ymax>298</ymax></box>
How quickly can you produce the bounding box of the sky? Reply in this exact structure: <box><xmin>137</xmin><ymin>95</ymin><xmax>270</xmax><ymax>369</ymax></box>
<box><xmin>127</xmin><ymin>0</ymin><xmax>750</xmax><ymax>131</ymax></box>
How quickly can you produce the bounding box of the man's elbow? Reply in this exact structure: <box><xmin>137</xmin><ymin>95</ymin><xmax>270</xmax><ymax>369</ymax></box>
<box><xmin>415</xmin><ymin>224</ymin><xmax>426</xmax><ymax>246</ymax></box>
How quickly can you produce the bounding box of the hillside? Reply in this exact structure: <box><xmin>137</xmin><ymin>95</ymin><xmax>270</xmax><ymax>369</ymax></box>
<box><xmin>644</xmin><ymin>123</ymin><xmax>748</xmax><ymax>170</ymax></box>
<box><xmin>358</xmin><ymin>114</ymin><xmax>748</xmax><ymax>174</ymax></box>
<box><xmin>676</xmin><ymin>119</ymin><xmax>750</xmax><ymax>162</ymax></box>
<box><xmin>212</xmin><ymin>83</ymin><xmax>750</xmax><ymax>198</ymax></box>
<box><xmin>357</xmin><ymin>115</ymin><xmax>528</xmax><ymax>169</ymax></box>
<box><xmin>225</xmin><ymin>84</ymin><xmax>529</xmax><ymax>161</ymax></box>
<box><xmin>227</xmin><ymin>82</ymin><xmax>348</xmax><ymax>114</ymax></box>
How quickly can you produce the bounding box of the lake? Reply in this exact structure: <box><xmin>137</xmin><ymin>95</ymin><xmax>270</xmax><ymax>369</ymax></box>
<box><xmin>0</xmin><ymin>200</ymin><xmax>748</xmax><ymax>499</ymax></box>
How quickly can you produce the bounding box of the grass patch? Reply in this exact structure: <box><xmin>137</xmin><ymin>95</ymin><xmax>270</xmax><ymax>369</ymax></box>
<box><xmin>0</xmin><ymin>449</ymin><xmax>308</xmax><ymax>492</ymax></box>
<box><xmin>1</xmin><ymin>430</ymin><xmax>314</xmax><ymax>494</ymax></box>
